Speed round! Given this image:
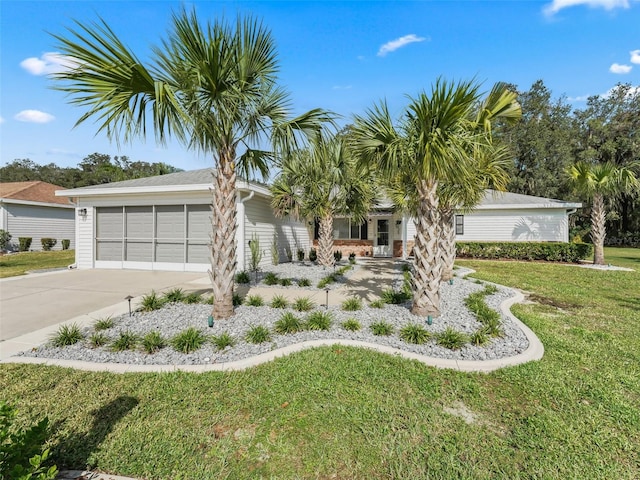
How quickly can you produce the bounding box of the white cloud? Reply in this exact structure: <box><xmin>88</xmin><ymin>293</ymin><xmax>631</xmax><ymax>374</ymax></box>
<box><xmin>568</xmin><ymin>94</ymin><xmax>591</xmax><ymax>101</ymax></box>
<box><xmin>610</xmin><ymin>63</ymin><xmax>633</xmax><ymax>73</ymax></box>
<box><xmin>630</xmin><ymin>49</ymin><xmax>640</xmax><ymax>64</ymax></box>
<box><xmin>14</xmin><ymin>110</ymin><xmax>55</xmax><ymax>123</ymax></box>
<box><xmin>377</xmin><ymin>34</ymin><xmax>428</xmax><ymax>57</ymax></box>
<box><xmin>544</xmin><ymin>0</ymin><xmax>630</xmax><ymax>16</ymax></box>
<box><xmin>20</xmin><ymin>52</ymin><xmax>78</xmax><ymax>75</ymax></box>
<box><xmin>0</xmin><ymin>116</ymin><xmax>4</xmax><ymax>124</ymax></box>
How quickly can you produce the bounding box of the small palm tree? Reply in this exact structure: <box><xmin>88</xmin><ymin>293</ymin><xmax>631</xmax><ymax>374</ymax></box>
<box><xmin>271</xmin><ymin>134</ymin><xmax>375</xmax><ymax>267</ymax></box>
<box><xmin>51</xmin><ymin>9</ymin><xmax>332</xmax><ymax>319</ymax></box>
<box><xmin>568</xmin><ymin>161</ymin><xmax>639</xmax><ymax>265</ymax></box>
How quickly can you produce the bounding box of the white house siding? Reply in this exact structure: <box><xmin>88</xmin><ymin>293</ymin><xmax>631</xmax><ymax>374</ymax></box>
<box><xmin>4</xmin><ymin>204</ymin><xmax>75</xmax><ymax>251</ymax></box>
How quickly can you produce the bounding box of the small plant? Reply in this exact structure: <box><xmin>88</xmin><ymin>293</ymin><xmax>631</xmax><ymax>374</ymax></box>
<box><xmin>369</xmin><ymin>299</ymin><xmax>385</xmax><ymax>309</ymax></box>
<box><xmin>297</xmin><ymin>248</ymin><xmax>305</xmax><ymax>262</ymax></box>
<box><xmin>235</xmin><ymin>270</ymin><xmax>251</xmax><ymax>284</ymax></box>
<box><xmin>0</xmin><ymin>229</ymin><xmax>11</xmax><ymax>250</ymax></box>
<box><xmin>470</xmin><ymin>329</ymin><xmax>489</xmax><ymax>346</ymax></box>
<box><xmin>94</xmin><ymin>316</ymin><xmax>114</xmax><ymax>331</ymax></box>
<box><xmin>50</xmin><ymin>323</ymin><xmax>83</xmax><ymax>347</ymax></box>
<box><xmin>341</xmin><ymin>297</ymin><xmax>362</xmax><ymax>311</ymax></box>
<box><xmin>171</xmin><ymin>327</ymin><xmax>206</xmax><ymax>353</ymax></box>
<box><xmin>233</xmin><ymin>293</ymin><xmax>243</xmax><ymax>306</ymax></box>
<box><xmin>401</xmin><ymin>262</ymin><xmax>411</xmax><ymax>272</ymax></box>
<box><xmin>249</xmin><ymin>233</ymin><xmax>263</xmax><ymax>281</ymax></box>
<box><xmin>88</xmin><ymin>332</ymin><xmax>109</xmax><ymax>348</ymax></box>
<box><xmin>333</xmin><ymin>250</ymin><xmax>343</xmax><ymax>262</ymax></box>
<box><xmin>212</xmin><ymin>332</ymin><xmax>236</xmax><ymax>350</ymax></box>
<box><xmin>292</xmin><ymin>296</ymin><xmax>315</xmax><ymax>312</ymax></box>
<box><xmin>400</xmin><ymin>324</ymin><xmax>431</xmax><ymax>344</ymax></box>
<box><xmin>271</xmin><ymin>234</ymin><xmax>279</xmax><ymax>266</ymax></box>
<box><xmin>297</xmin><ymin>277</ymin><xmax>311</xmax><ymax>287</ymax></box>
<box><xmin>245</xmin><ymin>294</ymin><xmax>265</xmax><ymax>307</ymax></box>
<box><xmin>483</xmin><ymin>284</ymin><xmax>498</xmax><ymax>295</ymax></box>
<box><xmin>264</xmin><ymin>272</ymin><xmax>279</xmax><ymax>285</ymax></box>
<box><xmin>481</xmin><ymin>321</ymin><xmax>504</xmax><ymax>338</ymax></box>
<box><xmin>317</xmin><ymin>273</ymin><xmax>337</xmax><ymax>288</ymax></box>
<box><xmin>280</xmin><ymin>277</ymin><xmax>293</xmax><ymax>287</ymax></box>
<box><xmin>305</xmin><ymin>311</ymin><xmax>332</xmax><ymax>331</ymax></box>
<box><xmin>270</xmin><ymin>295</ymin><xmax>289</xmax><ymax>309</ymax></box>
<box><xmin>274</xmin><ymin>312</ymin><xmax>303</xmax><ymax>334</ymax></box>
<box><xmin>40</xmin><ymin>238</ymin><xmax>57</xmax><ymax>251</ymax></box>
<box><xmin>308</xmin><ymin>248</ymin><xmax>317</xmax><ymax>262</ymax></box>
<box><xmin>381</xmin><ymin>288</ymin><xmax>411</xmax><ymax>304</ymax></box>
<box><xmin>184</xmin><ymin>292</ymin><xmax>203</xmax><ymax>304</ymax></box>
<box><xmin>342</xmin><ymin>318</ymin><xmax>361</xmax><ymax>331</ymax></box>
<box><xmin>285</xmin><ymin>246</ymin><xmax>293</xmax><ymax>262</ymax></box>
<box><xmin>348</xmin><ymin>252</ymin><xmax>356</xmax><ymax>262</ymax></box>
<box><xmin>61</xmin><ymin>239</ymin><xmax>71</xmax><ymax>250</ymax></box>
<box><xmin>111</xmin><ymin>330</ymin><xmax>139</xmax><ymax>351</ymax></box>
<box><xmin>163</xmin><ymin>287</ymin><xmax>186</xmax><ymax>303</ymax></box>
<box><xmin>370</xmin><ymin>321</ymin><xmax>394</xmax><ymax>336</ymax></box>
<box><xmin>141</xmin><ymin>331</ymin><xmax>166</xmax><ymax>354</ymax></box>
<box><xmin>140</xmin><ymin>290</ymin><xmax>165</xmax><ymax>312</ymax></box>
<box><xmin>204</xmin><ymin>295</ymin><xmax>215</xmax><ymax>305</ymax></box>
<box><xmin>436</xmin><ymin>328</ymin><xmax>469</xmax><ymax>350</ymax></box>
<box><xmin>245</xmin><ymin>325</ymin><xmax>271</xmax><ymax>344</ymax></box>
<box><xmin>18</xmin><ymin>237</ymin><xmax>32</xmax><ymax>251</ymax></box>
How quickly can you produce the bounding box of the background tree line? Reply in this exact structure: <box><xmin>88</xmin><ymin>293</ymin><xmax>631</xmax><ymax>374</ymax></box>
<box><xmin>500</xmin><ymin>80</ymin><xmax>639</xmax><ymax>240</ymax></box>
<box><xmin>0</xmin><ymin>152</ymin><xmax>181</xmax><ymax>189</ymax></box>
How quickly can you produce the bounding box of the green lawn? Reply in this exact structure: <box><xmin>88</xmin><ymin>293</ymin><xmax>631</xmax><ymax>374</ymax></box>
<box><xmin>0</xmin><ymin>250</ymin><xmax>75</xmax><ymax>278</ymax></box>
<box><xmin>1</xmin><ymin>247</ymin><xmax>638</xmax><ymax>479</ymax></box>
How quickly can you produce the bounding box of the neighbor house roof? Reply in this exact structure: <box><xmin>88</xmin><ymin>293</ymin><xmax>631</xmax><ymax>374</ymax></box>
<box><xmin>0</xmin><ymin>181</ymin><xmax>73</xmax><ymax>207</ymax></box>
<box><xmin>478</xmin><ymin>190</ymin><xmax>581</xmax><ymax>210</ymax></box>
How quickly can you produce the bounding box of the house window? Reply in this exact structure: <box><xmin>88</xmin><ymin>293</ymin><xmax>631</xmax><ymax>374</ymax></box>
<box><xmin>316</xmin><ymin>218</ymin><xmax>366</xmax><ymax>240</ymax></box>
<box><xmin>455</xmin><ymin>215</ymin><xmax>464</xmax><ymax>235</ymax></box>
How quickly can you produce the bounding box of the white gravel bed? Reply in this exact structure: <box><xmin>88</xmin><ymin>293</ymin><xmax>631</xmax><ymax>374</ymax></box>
<box><xmin>20</xmin><ymin>270</ymin><xmax>530</xmax><ymax>365</ymax></box>
<box><xmin>241</xmin><ymin>261</ymin><xmax>359</xmax><ymax>289</ymax></box>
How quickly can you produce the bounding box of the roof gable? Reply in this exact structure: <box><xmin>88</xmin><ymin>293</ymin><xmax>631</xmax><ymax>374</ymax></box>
<box><xmin>0</xmin><ymin>181</ymin><xmax>72</xmax><ymax>206</ymax></box>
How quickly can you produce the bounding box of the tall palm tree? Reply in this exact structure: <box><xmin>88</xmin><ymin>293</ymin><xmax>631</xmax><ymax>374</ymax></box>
<box><xmin>351</xmin><ymin>79</ymin><xmax>518</xmax><ymax>317</ymax></box>
<box><xmin>271</xmin><ymin>134</ymin><xmax>375</xmax><ymax>267</ymax></box>
<box><xmin>51</xmin><ymin>9</ymin><xmax>332</xmax><ymax>319</ymax></box>
<box><xmin>568</xmin><ymin>161</ymin><xmax>639</xmax><ymax>265</ymax></box>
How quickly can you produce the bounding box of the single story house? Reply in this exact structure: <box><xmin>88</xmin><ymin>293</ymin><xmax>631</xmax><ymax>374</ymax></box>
<box><xmin>0</xmin><ymin>181</ymin><xmax>75</xmax><ymax>251</ymax></box>
<box><xmin>57</xmin><ymin>169</ymin><xmax>581</xmax><ymax>271</ymax></box>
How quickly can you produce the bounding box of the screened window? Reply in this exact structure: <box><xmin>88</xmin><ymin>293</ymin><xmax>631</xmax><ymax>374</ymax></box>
<box><xmin>331</xmin><ymin>218</ymin><xmax>367</xmax><ymax>240</ymax></box>
<box><xmin>455</xmin><ymin>215</ymin><xmax>464</xmax><ymax>235</ymax></box>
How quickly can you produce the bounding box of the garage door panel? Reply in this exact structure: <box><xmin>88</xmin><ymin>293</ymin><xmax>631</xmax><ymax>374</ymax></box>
<box><xmin>96</xmin><ymin>240</ymin><xmax>123</xmax><ymax>261</ymax></box>
<box><xmin>96</xmin><ymin>207</ymin><xmax>123</xmax><ymax>237</ymax></box>
<box><xmin>187</xmin><ymin>242</ymin><xmax>209</xmax><ymax>263</ymax></box>
<box><xmin>156</xmin><ymin>242</ymin><xmax>184</xmax><ymax>263</ymax></box>
<box><xmin>156</xmin><ymin>205</ymin><xmax>184</xmax><ymax>239</ymax></box>
<box><xmin>125</xmin><ymin>241</ymin><xmax>152</xmax><ymax>261</ymax></box>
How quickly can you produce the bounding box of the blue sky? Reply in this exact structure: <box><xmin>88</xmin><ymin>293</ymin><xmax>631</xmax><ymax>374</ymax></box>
<box><xmin>1</xmin><ymin>0</ymin><xmax>639</xmax><ymax>171</ymax></box>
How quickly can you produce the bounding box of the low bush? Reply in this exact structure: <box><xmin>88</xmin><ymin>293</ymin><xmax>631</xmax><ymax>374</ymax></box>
<box><xmin>436</xmin><ymin>328</ymin><xmax>469</xmax><ymax>350</ymax></box>
<box><xmin>342</xmin><ymin>318</ymin><xmax>361</xmax><ymax>331</ymax></box>
<box><xmin>171</xmin><ymin>328</ymin><xmax>206</xmax><ymax>353</ymax></box>
<box><xmin>381</xmin><ymin>288</ymin><xmax>411</xmax><ymax>305</ymax></box>
<box><xmin>297</xmin><ymin>248</ymin><xmax>305</xmax><ymax>262</ymax></box>
<box><xmin>369</xmin><ymin>299</ymin><xmax>385</xmax><ymax>309</ymax></box>
<box><xmin>183</xmin><ymin>292</ymin><xmax>203</xmax><ymax>304</ymax></box>
<box><xmin>399</xmin><ymin>324</ymin><xmax>431</xmax><ymax>344</ymax></box>
<box><xmin>141</xmin><ymin>331</ymin><xmax>166</xmax><ymax>354</ymax></box>
<box><xmin>348</xmin><ymin>252</ymin><xmax>356</xmax><ymax>262</ymax></box>
<box><xmin>111</xmin><ymin>331</ymin><xmax>139</xmax><ymax>352</ymax></box>
<box><xmin>305</xmin><ymin>311</ymin><xmax>332</xmax><ymax>331</ymax></box>
<box><xmin>470</xmin><ymin>329</ymin><xmax>489</xmax><ymax>346</ymax></box>
<box><xmin>245</xmin><ymin>294</ymin><xmax>264</xmax><ymax>307</ymax></box>
<box><xmin>341</xmin><ymin>297</ymin><xmax>362</xmax><ymax>311</ymax></box>
<box><xmin>292</xmin><ymin>296</ymin><xmax>315</xmax><ymax>312</ymax></box>
<box><xmin>163</xmin><ymin>288</ymin><xmax>186</xmax><ymax>303</ymax></box>
<box><xmin>40</xmin><ymin>238</ymin><xmax>57</xmax><ymax>251</ymax></box>
<box><xmin>61</xmin><ymin>239</ymin><xmax>70</xmax><ymax>250</ymax></box>
<box><xmin>456</xmin><ymin>241</ymin><xmax>593</xmax><ymax>263</ymax></box>
<box><xmin>309</xmin><ymin>248</ymin><xmax>317</xmax><ymax>262</ymax></box>
<box><xmin>94</xmin><ymin>316</ymin><xmax>114</xmax><ymax>331</ymax></box>
<box><xmin>370</xmin><ymin>321</ymin><xmax>394</xmax><ymax>336</ymax></box>
<box><xmin>333</xmin><ymin>250</ymin><xmax>343</xmax><ymax>262</ymax></box>
<box><xmin>280</xmin><ymin>278</ymin><xmax>293</xmax><ymax>287</ymax></box>
<box><xmin>18</xmin><ymin>237</ymin><xmax>32</xmax><ymax>252</ymax></box>
<box><xmin>246</xmin><ymin>325</ymin><xmax>271</xmax><ymax>344</ymax></box>
<box><xmin>50</xmin><ymin>323</ymin><xmax>83</xmax><ymax>347</ymax></box>
<box><xmin>140</xmin><ymin>291</ymin><xmax>165</xmax><ymax>312</ymax></box>
<box><xmin>0</xmin><ymin>229</ymin><xmax>11</xmax><ymax>250</ymax></box>
<box><xmin>88</xmin><ymin>332</ymin><xmax>109</xmax><ymax>348</ymax></box>
<box><xmin>270</xmin><ymin>295</ymin><xmax>289</xmax><ymax>309</ymax></box>
<box><xmin>211</xmin><ymin>332</ymin><xmax>236</xmax><ymax>350</ymax></box>
<box><xmin>274</xmin><ymin>312</ymin><xmax>303</xmax><ymax>334</ymax></box>
<box><xmin>264</xmin><ymin>272</ymin><xmax>279</xmax><ymax>285</ymax></box>
<box><xmin>297</xmin><ymin>278</ymin><xmax>311</xmax><ymax>287</ymax></box>
<box><xmin>235</xmin><ymin>270</ymin><xmax>251</xmax><ymax>284</ymax></box>
<box><xmin>233</xmin><ymin>293</ymin><xmax>243</xmax><ymax>306</ymax></box>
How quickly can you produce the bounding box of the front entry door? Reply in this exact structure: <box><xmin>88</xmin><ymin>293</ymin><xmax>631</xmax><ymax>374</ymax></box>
<box><xmin>374</xmin><ymin>218</ymin><xmax>392</xmax><ymax>257</ymax></box>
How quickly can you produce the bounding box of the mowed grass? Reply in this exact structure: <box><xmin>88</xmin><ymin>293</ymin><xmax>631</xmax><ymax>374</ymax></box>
<box><xmin>0</xmin><ymin>250</ymin><xmax>75</xmax><ymax>278</ymax></box>
<box><xmin>1</xmin><ymin>247</ymin><xmax>639</xmax><ymax>479</ymax></box>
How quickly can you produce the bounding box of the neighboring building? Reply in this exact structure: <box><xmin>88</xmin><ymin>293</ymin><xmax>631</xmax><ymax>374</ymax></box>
<box><xmin>58</xmin><ymin>169</ymin><xmax>582</xmax><ymax>270</ymax></box>
<box><xmin>0</xmin><ymin>181</ymin><xmax>75</xmax><ymax>251</ymax></box>
<box><xmin>57</xmin><ymin>169</ymin><xmax>310</xmax><ymax>272</ymax></box>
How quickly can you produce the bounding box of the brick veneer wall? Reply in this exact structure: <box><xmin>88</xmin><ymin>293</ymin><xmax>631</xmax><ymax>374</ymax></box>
<box><xmin>393</xmin><ymin>240</ymin><xmax>415</xmax><ymax>257</ymax></box>
<box><xmin>312</xmin><ymin>239</ymin><xmax>374</xmax><ymax>257</ymax></box>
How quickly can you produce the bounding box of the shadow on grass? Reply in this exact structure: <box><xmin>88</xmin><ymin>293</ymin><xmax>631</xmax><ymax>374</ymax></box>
<box><xmin>52</xmin><ymin>395</ymin><xmax>138</xmax><ymax>469</ymax></box>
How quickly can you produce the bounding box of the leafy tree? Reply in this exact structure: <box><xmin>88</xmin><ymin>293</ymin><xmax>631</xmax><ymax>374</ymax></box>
<box><xmin>52</xmin><ymin>9</ymin><xmax>331</xmax><ymax>319</ymax></box>
<box><xmin>568</xmin><ymin>161</ymin><xmax>639</xmax><ymax>264</ymax></box>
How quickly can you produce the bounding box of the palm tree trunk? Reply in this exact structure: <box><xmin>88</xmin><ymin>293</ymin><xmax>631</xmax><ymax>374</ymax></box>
<box><xmin>591</xmin><ymin>193</ymin><xmax>606</xmax><ymax>265</ymax></box>
<box><xmin>317</xmin><ymin>213</ymin><xmax>334</xmax><ymax>267</ymax></box>
<box><xmin>439</xmin><ymin>206</ymin><xmax>455</xmax><ymax>282</ymax></box>
<box><xmin>411</xmin><ymin>179</ymin><xmax>443</xmax><ymax>317</ymax></box>
<box><xmin>210</xmin><ymin>155</ymin><xmax>238</xmax><ymax>319</ymax></box>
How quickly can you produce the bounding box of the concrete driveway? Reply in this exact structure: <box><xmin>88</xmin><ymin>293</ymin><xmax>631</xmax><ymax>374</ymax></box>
<box><xmin>0</xmin><ymin>269</ymin><xmax>208</xmax><ymax>347</ymax></box>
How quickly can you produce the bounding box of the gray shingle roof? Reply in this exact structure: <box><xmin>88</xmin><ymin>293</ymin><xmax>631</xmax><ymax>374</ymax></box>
<box><xmin>75</xmin><ymin>168</ymin><xmax>215</xmax><ymax>190</ymax></box>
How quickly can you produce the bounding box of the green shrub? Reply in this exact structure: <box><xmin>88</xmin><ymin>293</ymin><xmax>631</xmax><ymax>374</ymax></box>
<box><xmin>483</xmin><ymin>284</ymin><xmax>498</xmax><ymax>295</ymax></box>
<box><xmin>337</xmin><ymin>265</ymin><xmax>351</xmax><ymax>275</ymax></box>
<box><xmin>18</xmin><ymin>237</ymin><xmax>32</xmax><ymax>252</ymax></box>
<box><xmin>341</xmin><ymin>297</ymin><xmax>362</xmax><ymax>311</ymax></box>
<box><xmin>270</xmin><ymin>295</ymin><xmax>289</xmax><ymax>309</ymax></box>
<box><xmin>249</xmin><ymin>233</ymin><xmax>263</xmax><ymax>274</ymax></box>
<box><xmin>171</xmin><ymin>328</ymin><xmax>206</xmax><ymax>353</ymax></box>
<box><xmin>317</xmin><ymin>273</ymin><xmax>337</xmax><ymax>288</ymax></box>
<box><xmin>140</xmin><ymin>290</ymin><xmax>165</xmax><ymax>312</ymax></box>
<box><xmin>297</xmin><ymin>278</ymin><xmax>311</xmax><ymax>287</ymax></box>
<box><xmin>292</xmin><ymin>296</ymin><xmax>315</xmax><ymax>312</ymax></box>
<box><xmin>141</xmin><ymin>331</ymin><xmax>166</xmax><ymax>354</ymax></box>
<box><xmin>348</xmin><ymin>252</ymin><xmax>356</xmax><ymax>262</ymax></box>
<box><xmin>40</xmin><ymin>238</ymin><xmax>57</xmax><ymax>251</ymax></box>
<box><xmin>333</xmin><ymin>250</ymin><xmax>343</xmax><ymax>262</ymax></box>
<box><xmin>183</xmin><ymin>292</ymin><xmax>203</xmax><ymax>304</ymax></box>
<box><xmin>246</xmin><ymin>325</ymin><xmax>271</xmax><ymax>344</ymax></box>
<box><xmin>370</xmin><ymin>321</ymin><xmax>394</xmax><ymax>336</ymax></box>
<box><xmin>88</xmin><ymin>332</ymin><xmax>109</xmax><ymax>348</ymax></box>
<box><xmin>212</xmin><ymin>332</ymin><xmax>236</xmax><ymax>350</ymax></box>
<box><xmin>235</xmin><ymin>270</ymin><xmax>251</xmax><ymax>284</ymax></box>
<box><xmin>0</xmin><ymin>229</ymin><xmax>11</xmax><ymax>250</ymax></box>
<box><xmin>456</xmin><ymin>241</ymin><xmax>593</xmax><ymax>263</ymax></box>
<box><xmin>470</xmin><ymin>330</ymin><xmax>489</xmax><ymax>346</ymax></box>
<box><xmin>61</xmin><ymin>239</ymin><xmax>70</xmax><ymax>250</ymax></box>
<box><xmin>400</xmin><ymin>324</ymin><xmax>431</xmax><ymax>344</ymax></box>
<box><xmin>111</xmin><ymin>331</ymin><xmax>139</xmax><ymax>351</ymax></box>
<box><xmin>274</xmin><ymin>312</ymin><xmax>303</xmax><ymax>334</ymax></box>
<box><xmin>342</xmin><ymin>318</ymin><xmax>361</xmax><ymax>331</ymax></box>
<box><xmin>0</xmin><ymin>402</ymin><xmax>58</xmax><ymax>480</ymax></box>
<box><xmin>204</xmin><ymin>295</ymin><xmax>215</xmax><ymax>305</ymax></box>
<box><xmin>381</xmin><ymin>288</ymin><xmax>411</xmax><ymax>304</ymax></box>
<box><xmin>280</xmin><ymin>277</ymin><xmax>293</xmax><ymax>287</ymax></box>
<box><xmin>233</xmin><ymin>293</ymin><xmax>243</xmax><ymax>306</ymax></box>
<box><xmin>50</xmin><ymin>323</ymin><xmax>83</xmax><ymax>347</ymax></box>
<box><xmin>436</xmin><ymin>328</ymin><xmax>469</xmax><ymax>350</ymax></box>
<box><xmin>305</xmin><ymin>311</ymin><xmax>333</xmax><ymax>331</ymax></box>
<box><xmin>94</xmin><ymin>316</ymin><xmax>114</xmax><ymax>331</ymax></box>
<box><xmin>163</xmin><ymin>288</ymin><xmax>186</xmax><ymax>303</ymax></box>
<box><xmin>245</xmin><ymin>294</ymin><xmax>264</xmax><ymax>307</ymax></box>
<box><xmin>297</xmin><ymin>248</ymin><xmax>305</xmax><ymax>262</ymax></box>
<box><xmin>309</xmin><ymin>248</ymin><xmax>317</xmax><ymax>262</ymax></box>
<box><xmin>264</xmin><ymin>272</ymin><xmax>279</xmax><ymax>285</ymax></box>
<box><xmin>271</xmin><ymin>234</ymin><xmax>279</xmax><ymax>266</ymax></box>
<box><xmin>369</xmin><ymin>299</ymin><xmax>385</xmax><ymax>309</ymax></box>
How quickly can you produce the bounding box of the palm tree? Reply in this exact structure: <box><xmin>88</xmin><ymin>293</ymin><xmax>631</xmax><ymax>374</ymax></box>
<box><xmin>271</xmin><ymin>134</ymin><xmax>375</xmax><ymax>267</ymax></box>
<box><xmin>568</xmin><ymin>161</ymin><xmax>639</xmax><ymax>265</ymax></box>
<box><xmin>351</xmin><ymin>79</ymin><xmax>518</xmax><ymax>317</ymax></box>
<box><xmin>51</xmin><ymin>9</ymin><xmax>332</xmax><ymax>319</ymax></box>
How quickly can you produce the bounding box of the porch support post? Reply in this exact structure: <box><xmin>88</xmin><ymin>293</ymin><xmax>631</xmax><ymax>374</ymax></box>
<box><xmin>401</xmin><ymin>216</ymin><xmax>408</xmax><ymax>259</ymax></box>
